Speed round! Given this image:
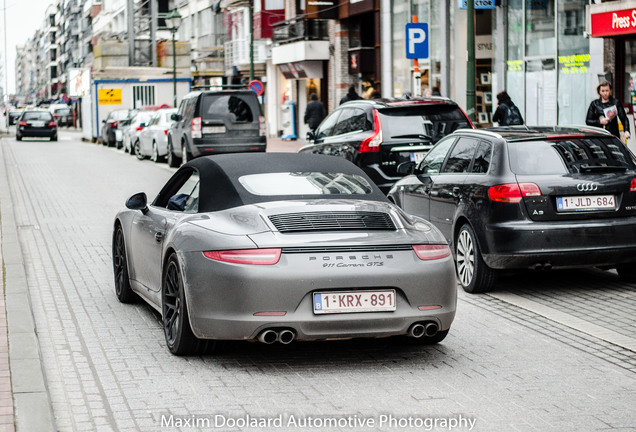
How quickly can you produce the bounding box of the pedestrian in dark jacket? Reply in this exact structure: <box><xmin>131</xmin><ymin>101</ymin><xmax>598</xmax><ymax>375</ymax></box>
<box><xmin>304</xmin><ymin>93</ymin><xmax>326</xmax><ymax>131</ymax></box>
<box><xmin>492</xmin><ymin>91</ymin><xmax>524</xmax><ymax>126</ymax></box>
<box><xmin>339</xmin><ymin>85</ymin><xmax>362</xmax><ymax>105</ymax></box>
<box><xmin>586</xmin><ymin>80</ymin><xmax>631</xmax><ymax>141</ymax></box>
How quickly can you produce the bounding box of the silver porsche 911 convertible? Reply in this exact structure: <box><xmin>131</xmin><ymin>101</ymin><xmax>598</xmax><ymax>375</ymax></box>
<box><xmin>112</xmin><ymin>153</ymin><xmax>457</xmax><ymax>355</ymax></box>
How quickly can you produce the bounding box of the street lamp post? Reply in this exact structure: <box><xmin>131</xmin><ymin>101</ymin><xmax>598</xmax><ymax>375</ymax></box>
<box><xmin>164</xmin><ymin>9</ymin><xmax>182</xmax><ymax>108</ymax></box>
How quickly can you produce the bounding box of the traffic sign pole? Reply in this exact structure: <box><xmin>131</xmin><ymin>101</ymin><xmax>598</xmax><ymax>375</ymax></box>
<box><xmin>412</xmin><ymin>16</ymin><xmax>421</xmax><ymax>97</ymax></box>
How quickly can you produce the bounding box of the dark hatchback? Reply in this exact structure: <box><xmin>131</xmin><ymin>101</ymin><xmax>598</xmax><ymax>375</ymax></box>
<box><xmin>387</xmin><ymin>126</ymin><xmax>636</xmax><ymax>293</ymax></box>
<box><xmin>299</xmin><ymin>97</ymin><xmax>474</xmax><ymax>193</ymax></box>
<box><xmin>16</xmin><ymin>109</ymin><xmax>57</xmax><ymax>141</ymax></box>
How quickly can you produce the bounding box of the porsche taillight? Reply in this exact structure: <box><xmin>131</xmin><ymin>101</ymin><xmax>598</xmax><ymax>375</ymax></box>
<box><xmin>359</xmin><ymin>109</ymin><xmax>382</xmax><ymax>153</ymax></box>
<box><xmin>412</xmin><ymin>244</ymin><xmax>451</xmax><ymax>260</ymax></box>
<box><xmin>203</xmin><ymin>248</ymin><xmax>281</xmax><ymax>265</ymax></box>
<box><xmin>192</xmin><ymin>117</ymin><xmax>202</xmax><ymax>138</ymax></box>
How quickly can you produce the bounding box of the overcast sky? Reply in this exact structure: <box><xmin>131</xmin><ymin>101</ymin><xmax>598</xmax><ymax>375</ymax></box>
<box><xmin>3</xmin><ymin>0</ymin><xmax>53</xmax><ymax>95</ymax></box>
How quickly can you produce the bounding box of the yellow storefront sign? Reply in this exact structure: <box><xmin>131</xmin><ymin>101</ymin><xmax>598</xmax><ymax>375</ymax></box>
<box><xmin>98</xmin><ymin>88</ymin><xmax>122</xmax><ymax>105</ymax></box>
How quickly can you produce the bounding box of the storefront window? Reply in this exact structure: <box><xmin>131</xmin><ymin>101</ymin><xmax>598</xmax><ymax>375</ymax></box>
<box><xmin>391</xmin><ymin>0</ymin><xmax>441</xmax><ymax>98</ymax></box>
<box><xmin>557</xmin><ymin>0</ymin><xmax>589</xmax><ymax>125</ymax></box>
<box><xmin>525</xmin><ymin>0</ymin><xmax>555</xmax><ymax>57</ymax></box>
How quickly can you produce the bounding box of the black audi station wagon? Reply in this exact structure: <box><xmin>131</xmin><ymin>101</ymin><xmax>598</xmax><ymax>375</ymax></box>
<box><xmin>388</xmin><ymin>126</ymin><xmax>636</xmax><ymax>293</ymax></box>
<box><xmin>299</xmin><ymin>97</ymin><xmax>474</xmax><ymax>193</ymax></box>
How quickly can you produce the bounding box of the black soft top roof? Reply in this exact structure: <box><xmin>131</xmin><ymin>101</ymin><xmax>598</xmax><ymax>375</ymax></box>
<box><xmin>178</xmin><ymin>153</ymin><xmax>389</xmax><ymax>212</ymax></box>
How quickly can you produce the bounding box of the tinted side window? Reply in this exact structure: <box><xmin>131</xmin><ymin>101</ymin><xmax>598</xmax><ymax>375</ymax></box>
<box><xmin>471</xmin><ymin>141</ymin><xmax>492</xmax><ymax>174</ymax></box>
<box><xmin>419</xmin><ymin>136</ymin><xmax>456</xmax><ymax>174</ymax></box>
<box><xmin>315</xmin><ymin>110</ymin><xmax>342</xmax><ymax>139</ymax></box>
<box><xmin>442</xmin><ymin>137</ymin><xmax>479</xmax><ymax>173</ymax></box>
<box><xmin>154</xmin><ymin>169</ymin><xmax>200</xmax><ymax>211</ymax></box>
<box><xmin>332</xmin><ymin>108</ymin><xmax>357</xmax><ymax>135</ymax></box>
<box><xmin>177</xmin><ymin>99</ymin><xmax>188</xmax><ymax>116</ymax></box>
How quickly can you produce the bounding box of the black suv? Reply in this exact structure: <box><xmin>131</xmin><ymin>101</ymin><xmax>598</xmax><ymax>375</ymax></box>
<box><xmin>167</xmin><ymin>90</ymin><xmax>267</xmax><ymax>167</ymax></box>
<box><xmin>299</xmin><ymin>97</ymin><xmax>474</xmax><ymax>193</ymax></box>
<box><xmin>388</xmin><ymin>126</ymin><xmax>636</xmax><ymax>293</ymax></box>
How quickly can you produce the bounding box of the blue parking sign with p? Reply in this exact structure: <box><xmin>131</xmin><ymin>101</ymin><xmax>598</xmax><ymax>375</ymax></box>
<box><xmin>406</xmin><ymin>23</ymin><xmax>429</xmax><ymax>59</ymax></box>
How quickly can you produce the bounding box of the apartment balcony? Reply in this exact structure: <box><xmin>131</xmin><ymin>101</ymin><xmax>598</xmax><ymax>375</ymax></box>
<box><xmin>224</xmin><ymin>38</ymin><xmax>268</xmax><ymax>72</ymax></box>
<box><xmin>271</xmin><ymin>18</ymin><xmax>329</xmax><ymax>65</ymax></box>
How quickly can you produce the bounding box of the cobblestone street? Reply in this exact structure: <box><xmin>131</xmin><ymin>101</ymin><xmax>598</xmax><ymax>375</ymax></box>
<box><xmin>1</xmin><ymin>131</ymin><xmax>635</xmax><ymax>431</ymax></box>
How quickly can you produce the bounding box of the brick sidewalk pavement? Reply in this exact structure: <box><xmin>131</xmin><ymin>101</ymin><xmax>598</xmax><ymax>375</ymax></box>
<box><xmin>0</xmin><ymin>239</ymin><xmax>14</xmax><ymax>432</ymax></box>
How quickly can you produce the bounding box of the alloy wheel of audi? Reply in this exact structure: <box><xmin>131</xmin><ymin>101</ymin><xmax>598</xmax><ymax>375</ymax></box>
<box><xmin>456</xmin><ymin>229</ymin><xmax>475</xmax><ymax>288</ymax></box>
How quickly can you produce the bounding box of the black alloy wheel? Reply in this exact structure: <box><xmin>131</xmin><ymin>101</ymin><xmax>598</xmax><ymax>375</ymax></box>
<box><xmin>455</xmin><ymin>224</ymin><xmax>496</xmax><ymax>294</ymax></box>
<box><xmin>167</xmin><ymin>139</ymin><xmax>181</xmax><ymax>168</ymax></box>
<box><xmin>162</xmin><ymin>253</ymin><xmax>212</xmax><ymax>355</ymax></box>
<box><xmin>113</xmin><ymin>226</ymin><xmax>137</xmax><ymax>303</ymax></box>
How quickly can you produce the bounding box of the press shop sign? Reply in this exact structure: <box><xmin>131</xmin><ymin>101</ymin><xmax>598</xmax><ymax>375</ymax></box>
<box><xmin>591</xmin><ymin>8</ymin><xmax>636</xmax><ymax>37</ymax></box>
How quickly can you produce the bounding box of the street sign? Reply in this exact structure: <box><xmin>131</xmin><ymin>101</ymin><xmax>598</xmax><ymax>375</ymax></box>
<box><xmin>98</xmin><ymin>88</ymin><xmax>122</xmax><ymax>105</ymax></box>
<box><xmin>248</xmin><ymin>80</ymin><xmax>264</xmax><ymax>96</ymax></box>
<box><xmin>405</xmin><ymin>23</ymin><xmax>428</xmax><ymax>59</ymax></box>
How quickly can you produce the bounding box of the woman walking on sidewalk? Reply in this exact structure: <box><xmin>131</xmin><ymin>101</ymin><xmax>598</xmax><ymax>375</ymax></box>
<box><xmin>586</xmin><ymin>80</ymin><xmax>631</xmax><ymax>142</ymax></box>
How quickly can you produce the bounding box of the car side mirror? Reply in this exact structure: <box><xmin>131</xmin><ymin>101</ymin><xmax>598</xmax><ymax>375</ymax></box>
<box><xmin>306</xmin><ymin>130</ymin><xmax>316</xmax><ymax>141</ymax></box>
<box><xmin>396</xmin><ymin>161</ymin><xmax>416</xmax><ymax>176</ymax></box>
<box><xmin>170</xmin><ymin>113</ymin><xmax>182</xmax><ymax>121</ymax></box>
<box><xmin>126</xmin><ymin>192</ymin><xmax>148</xmax><ymax>213</ymax></box>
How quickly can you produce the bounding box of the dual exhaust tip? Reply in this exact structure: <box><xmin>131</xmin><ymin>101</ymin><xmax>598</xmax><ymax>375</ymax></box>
<box><xmin>258</xmin><ymin>323</ymin><xmax>438</xmax><ymax>343</ymax></box>
<box><xmin>257</xmin><ymin>329</ymin><xmax>295</xmax><ymax>345</ymax></box>
<box><xmin>408</xmin><ymin>322</ymin><xmax>439</xmax><ymax>338</ymax></box>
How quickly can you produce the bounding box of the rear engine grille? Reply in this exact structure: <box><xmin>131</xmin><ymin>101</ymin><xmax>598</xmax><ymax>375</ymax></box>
<box><xmin>269</xmin><ymin>212</ymin><xmax>396</xmax><ymax>233</ymax></box>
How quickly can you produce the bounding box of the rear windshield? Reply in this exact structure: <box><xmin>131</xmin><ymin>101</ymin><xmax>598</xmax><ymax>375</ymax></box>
<box><xmin>508</xmin><ymin>137</ymin><xmax>636</xmax><ymax>174</ymax></box>
<box><xmin>378</xmin><ymin>105</ymin><xmax>471</xmax><ymax>143</ymax></box>
<box><xmin>54</xmin><ymin>108</ymin><xmax>71</xmax><ymax>115</ymax></box>
<box><xmin>200</xmin><ymin>94</ymin><xmax>256</xmax><ymax>123</ymax></box>
<box><xmin>239</xmin><ymin>172</ymin><xmax>374</xmax><ymax>195</ymax></box>
<box><xmin>23</xmin><ymin>111</ymin><xmax>53</xmax><ymax>121</ymax></box>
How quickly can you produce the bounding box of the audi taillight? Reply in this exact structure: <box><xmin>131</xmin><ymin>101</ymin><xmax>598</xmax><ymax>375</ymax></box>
<box><xmin>488</xmin><ymin>183</ymin><xmax>541</xmax><ymax>203</ymax></box>
<box><xmin>203</xmin><ymin>248</ymin><xmax>281</xmax><ymax>265</ymax></box>
<box><xmin>631</xmin><ymin>178</ymin><xmax>636</xmax><ymax>192</ymax></box>
<box><xmin>359</xmin><ymin>109</ymin><xmax>382</xmax><ymax>153</ymax></box>
<box><xmin>259</xmin><ymin>115</ymin><xmax>266</xmax><ymax>136</ymax></box>
<box><xmin>18</xmin><ymin>120</ymin><xmax>28</xmax><ymax>127</ymax></box>
<box><xmin>47</xmin><ymin>121</ymin><xmax>57</xmax><ymax>127</ymax></box>
<box><xmin>412</xmin><ymin>244</ymin><xmax>451</xmax><ymax>260</ymax></box>
<box><xmin>136</xmin><ymin>126</ymin><xmax>144</xmax><ymax>131</ymax></box>
<box><xmin>192</xmin><ymin>117</ymin><xmax>202</xmax><ymax>138</ymax></box>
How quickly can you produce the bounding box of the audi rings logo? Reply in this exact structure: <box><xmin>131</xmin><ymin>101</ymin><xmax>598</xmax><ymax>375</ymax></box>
<box><xmin>577</xmin><ymin>183</ymin><xmax>599</xmax><ymax>192</ymax></box>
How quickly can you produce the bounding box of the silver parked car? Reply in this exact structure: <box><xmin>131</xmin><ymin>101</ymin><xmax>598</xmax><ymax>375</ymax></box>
<box><xmin>135</xmin><ymin>108</ymin><xmax>177</xmax><ymax>162</ymax></box>
<box><xmin>112</xmin><ymin>153</ymin><xmax>457</xmax><ymax>355</ymax></box>
<box><xmin>122</xmin><ymin>110</ymin><xmax>155</xmax><ymax>155</ymax></box>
